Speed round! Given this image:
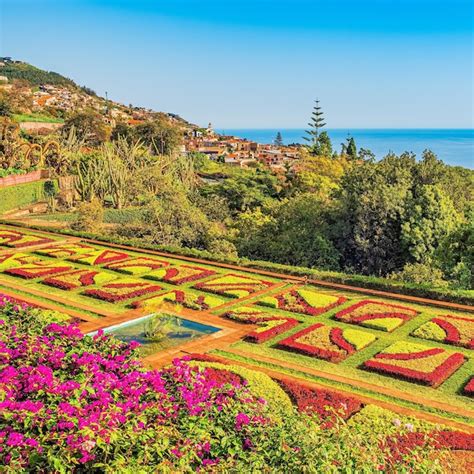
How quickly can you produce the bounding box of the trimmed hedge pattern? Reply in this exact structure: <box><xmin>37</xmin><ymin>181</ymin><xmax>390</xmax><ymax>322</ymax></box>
<box><xmin>3</xmin><ymin>221</ymin><xmax>472</xmax><ymax>305</ymax></box>
<box><xmin>363</xmin><ymin>341</ymin><xmax>466</xmax><ymax>388</ymax></box>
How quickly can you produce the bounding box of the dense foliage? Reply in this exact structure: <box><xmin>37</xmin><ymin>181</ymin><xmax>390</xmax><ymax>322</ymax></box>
<box><xmin>0</xmin><ymin>62</ymin><xmax>76</xmax><ymax>88</ymax></box>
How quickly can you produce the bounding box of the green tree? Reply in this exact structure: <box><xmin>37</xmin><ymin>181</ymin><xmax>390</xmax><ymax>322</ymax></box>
<box><xmin>133</xmin><ymin>117</ymin><xmax>182</xmax><ymax>155</ymax></box>
<box><xmin>70</xmin><ymin>197</ymin><xmax>104</xmax><ymax>233</ymax></box>
<box><xmin>232</xmin><ymin>194</ymin><xmax>340</xmax><ymax>270</ymax></box>
<box><xmin>436</xmin><ymin>210</ymin><xmax>474</xmax><ymax>289</ymax></box>
<box><xmin>274</xmin><ymin>131</ymin><xmax>283</xmax><ymax>147</ymax></box>
<box><xmin>341</xmin><ymin>136</ymin><xmax>357</xmax><ymax>159</ymax></box>
<box><xmin>401</xmin><ymin>184</ymin><xmax>460</xmax><ymax>263</ymax></box>
<box><xmin>336</xmin><ymin>153</ymin><xmax>417</xmax><ymax>275</ymax></box>
<box><xmin>0</xmin><ymin>99</ymin><xmax>12</xmax><ymax>117</ymax></box>
<box><xmin>304</xmin><ymin>99</ymin><xmax>326</xmax><ymax>150</ymax></box>
<box><xmin>202</xmin><ymin>168</ymin><xmax>281</xmax><ymax>212</ymax></box>
<box><xmin>111</xmin><ymin>122</ymin><xmax>134</xmax><ymax>142</ymax></box>
<box><xmin>62</xmin><ymin>112</ymin><xmax>109</xmax><ymax>146</ymax></box>
<box><xmin>311</xmin><ymin>131</ymin><xmax>333</xmax><ymax>157</ymax></box>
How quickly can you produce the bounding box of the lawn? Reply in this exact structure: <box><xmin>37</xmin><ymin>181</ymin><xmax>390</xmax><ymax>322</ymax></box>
<box><xmin>12</xmin><ymin>113</ymin><xmax>64</xmax><ymax>123</ymax></box>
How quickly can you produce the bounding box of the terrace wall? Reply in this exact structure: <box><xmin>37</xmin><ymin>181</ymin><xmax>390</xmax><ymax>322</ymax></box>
<box><xmin>0</xmin><ymin>170</ymin><xmax>49</xmax><ymax>189</ymax></box>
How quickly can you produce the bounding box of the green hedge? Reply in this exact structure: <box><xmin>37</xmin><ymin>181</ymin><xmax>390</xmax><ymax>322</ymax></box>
<box><xmin>0</xmin><ymin>180</ymin><xmax>57</xmax><ymax>214</ymax></box>
<box><xmin>2</xmin><ymin>220</ymin><xmax>474</xmax><ymax>307</ymax></box>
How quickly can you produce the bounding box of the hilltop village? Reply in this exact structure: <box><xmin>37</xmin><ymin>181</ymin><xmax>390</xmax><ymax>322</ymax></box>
<box><xmin>0</xmin><ymin>57</ymin><xmax>300</xmax><ymax>171</ymax></box>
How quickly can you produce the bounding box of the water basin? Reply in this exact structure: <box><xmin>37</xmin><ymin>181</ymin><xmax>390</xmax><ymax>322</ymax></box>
<box><xmin>90</xmin><ymin>313</ymin><xmax>220</xmax><ymax>358</ymax></box>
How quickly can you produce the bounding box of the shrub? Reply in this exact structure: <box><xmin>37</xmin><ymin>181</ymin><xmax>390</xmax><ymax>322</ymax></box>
<box><xmin>70</xmin><ymin>198</ymin><xmax>104</xmax><ymax>233</ymax></box>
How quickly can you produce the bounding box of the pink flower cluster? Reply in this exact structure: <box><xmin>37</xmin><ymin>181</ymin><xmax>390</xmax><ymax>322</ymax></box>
<box><xmin>0</xmin><ymin>297</ymin><xmax>271</xmax><ymax>470</ymax></box>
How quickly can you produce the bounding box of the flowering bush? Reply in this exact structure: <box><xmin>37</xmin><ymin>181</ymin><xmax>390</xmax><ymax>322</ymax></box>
<box><xmin>0</xmin><ymin>228</ymin><xmax>54</xmax><ymax>248</ymax></box>
<box><xmin>42</xmin><ymin>269</ymin><xmax>118</xmax><ymax>290</ymax></box>
<box><xmin>67</xmin><ymin>249</ymin><xmax>129</xmax><ymax>266</ymax></box>
<box><xmin>83</xmin><ymin>278</ymin><xmax>163</xmax><ymax>303</ymax></box>
<box><xmin>145</xmin><ymin>264</ymin><xmax>216</xmax><ymax>285</ymax></box>
<box><xmin>5</xmin><ymin>261</ymin><xmax>75</xmax><ymax>279</ymax></box>
<box><xmin>334</xmin><ymin>300</ymin><xmax>418</xmax><ymax>332</ymax></box>
<box><xmin>257</xmin><ymin>287</ymin><xmax>346</xmax><ymax>316</ymax></box>
<box><xmin>278</xmin><ymin>323</ymin><xmax>376</xmax><ymax>363</ymax></box>
<box><xmin>104</xmin><ymin>256</ymin><xmax>170</xmax><ymax>275</ymax></box>
<box><xmin>35</xmin><ymin>242</ymin><xmax>95</xmax><ymax>259</ymax></box>
<box><xmin>363</xmin><ymin>341</ymin><xmax>466</xmax><ymax>387</ymax></box>
<box><xmin>222</xmin><ymin>306</ymin><xmax>298</xmax><ymax>343</ymax></box>
<box><xmin>412</xmin><ymin>315</ymin><xmax>474</xmax><ymax>349</ymax></box>
<box><xmin>0</xmin><ymin>298</ymin><xmax>452</xmax><ymax>472</ymax></box>
<box><xmin>194</xmin><ymin>273</ymin><xmax>274</xmax><ymax>298</ymax></box>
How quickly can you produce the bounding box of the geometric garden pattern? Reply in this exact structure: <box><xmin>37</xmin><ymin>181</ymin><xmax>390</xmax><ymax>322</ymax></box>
<box><xmin>0</xmin><ymin>224</ymin><xmax>472</xmax><ymax>421</ymax></box>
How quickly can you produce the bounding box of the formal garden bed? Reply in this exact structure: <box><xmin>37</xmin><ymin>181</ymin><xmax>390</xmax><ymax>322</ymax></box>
<box><xmin>104</xmin><ymin>256</ymin><xmax>171</xmax><ymax>275</ymax></box>
<box><xmin>42</xmin><ymin>269</ymin><xmax>118</xmax><ymax>290</ymax></box>
<box><xmin>278</xmin><ymin>323</ymin><xmax>376</xmax><ymax>363</ymax></box>
<box><xmin>67</xmin><ymin>248</ymin><xmax>130</xmax><ymax>266</ymax></box>
<box><xmin>34</xmin><ymin>242</ymin><xmax>95</xmax><ymax>258</ymax></box>
<box><xmin>133</xmin><ymin>289</ymin><xmax>226</xmax><ymax>311</ymax></box>
<box><xmin>0</xmin><ymin>252</ymin><xmax>41</xmax><ymax>270</ymax></box>
<box><xmin>144</xmin><ymin>264</ymin><xmax>217</xmax><ymax>285</ymax></box>
<box><xmin>83</xmin><ymin>278</ymin><xmax>163</xmax><ymax>303</ymax></box>
<box><xmin>194</xmin><ymin>273</ymin><xmax>274</xmax><ymax>298</ymax></box>
<box><xmin>412</xmin><ymin>315</ymin><xmax>474</xmax><ymax>349</ymax></box>
<box><xmin>0</xmin><ymin>227</ymin><xmax>55</xmax><ymax>248</ymax></box>
<box><xmin>256</xmin><ymin>286</ymin><xmax>346</xmax><ymax>316</ymax></box>
<box><xmin>334</xmin><ymin>300</ymin><xmax>419</xmax><ymax>332</ymax></box>
<box><xmin>5</xmin><ymin>260</ymin><xmax>76</xmax><ymax>279</ymax></box>
<box><xmin>363</xmin><ymin>341</ymin><xmax>466</xmax><ymax>388</ymax></box>
<box><xmin>221</xmin><ymin>305</ymin><xmax>299</xmax><ymax>343</ymax></box>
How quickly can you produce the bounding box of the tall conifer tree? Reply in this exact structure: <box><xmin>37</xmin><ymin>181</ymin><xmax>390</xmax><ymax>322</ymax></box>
<box><xmin>274</xmin><ymin>131</ymin><xmax>283</xmax><ymax>146</ymax></box>
<box><xmin>304</xmin><ymin>99</ymin><xmax>326</xmax><ymax>146</ymax></box>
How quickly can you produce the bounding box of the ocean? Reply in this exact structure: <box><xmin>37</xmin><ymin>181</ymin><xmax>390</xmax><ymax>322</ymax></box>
<box><xmin>217</xmin><ymin>129</ymin><xmax>474</xmax><ymax>169</ymax></box>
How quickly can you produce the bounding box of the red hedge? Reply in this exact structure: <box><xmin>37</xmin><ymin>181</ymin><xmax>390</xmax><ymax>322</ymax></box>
<box><xmin>364</xmin><ymin>353</ymin><xmax>466</xmax><ymax>388</ymax></box>
<box><xmin>278</xmin><ymin>379</ymin><xmax>363</xmax><ymax>426</ymax></box>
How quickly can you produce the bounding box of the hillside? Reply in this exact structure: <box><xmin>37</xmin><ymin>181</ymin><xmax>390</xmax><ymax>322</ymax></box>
<box><xmin>0</xmin><ymin>59</ymin><xmax>76</xmax><ymax>88</ymax></box>
<box><xmin>0</xmin><ymin>57</ymin><xmax>193</xmax><ymax>127</ymax></box>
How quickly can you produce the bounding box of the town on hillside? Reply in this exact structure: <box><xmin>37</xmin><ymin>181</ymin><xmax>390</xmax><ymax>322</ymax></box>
<box><xmin>0</xmin><ymin>57</ymin><xmax>301</xmax><ymax>171</ymax></box>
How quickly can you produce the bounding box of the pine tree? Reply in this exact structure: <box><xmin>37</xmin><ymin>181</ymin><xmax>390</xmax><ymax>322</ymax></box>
<box><xmin>347</xmin><ymin>136</ymin><xmax>357</xmax><ymax>159</ymax></box>
<box><xmin>274</xmin><ymin>131</ymin><xmax>283</xmax><ymax>147</ymax></box>
<box><xmin>304</xmin><ymin>99</ymin><xmax>326</xmax><ymax>146</ymax></box>
<box><xmin>341</xmin><ymin>135</ymin><xmax>357</xmax><ymax>159</ymax></box>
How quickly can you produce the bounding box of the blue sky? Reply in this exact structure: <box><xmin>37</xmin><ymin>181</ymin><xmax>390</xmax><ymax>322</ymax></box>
<box><xmin>1</xmin><ymin>0</ymin><xmax>472</xmax><ymax>128</ymax></box>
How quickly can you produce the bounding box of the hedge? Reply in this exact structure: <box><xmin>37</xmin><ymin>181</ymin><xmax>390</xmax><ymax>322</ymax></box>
<box><xmin>2</xmin><ymin>220</ymin><xmax>474</xmax><ymax>307</ymax></box>
<box><xmin>0</xmin><ymin>180</ymin><xmax>57</xmax><ymax>214</ymax></box>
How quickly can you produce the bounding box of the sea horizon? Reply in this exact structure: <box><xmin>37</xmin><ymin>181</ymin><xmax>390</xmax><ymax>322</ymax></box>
<box><xmin>217</xmin><ymin>128</ymin><xmax>474</xmax><ymax>168</ymax></box>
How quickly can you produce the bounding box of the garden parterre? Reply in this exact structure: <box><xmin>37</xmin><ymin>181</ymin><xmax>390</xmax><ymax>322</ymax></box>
<box><xmin>0</xmin><ymin>225</ymin><xmax>472</xmax><ymax>427</ymax></box>
<box><xmin>1</xmin><ymin>298</ymin><xmax>468</xmax><ymax>472</ymax></box>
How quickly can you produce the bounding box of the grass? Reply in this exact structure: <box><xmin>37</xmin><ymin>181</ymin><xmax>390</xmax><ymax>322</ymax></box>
<box><xmin>12</xmin><ymin>113</ymin><xmax>64</xmax><ymax>124</ymax></box>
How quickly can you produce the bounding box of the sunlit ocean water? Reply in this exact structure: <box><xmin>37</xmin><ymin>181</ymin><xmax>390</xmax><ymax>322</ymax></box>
<box><xmin>218</xmin><ymin>129</ymin><xmax>473</xmax><ymax>168</ymax></box>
